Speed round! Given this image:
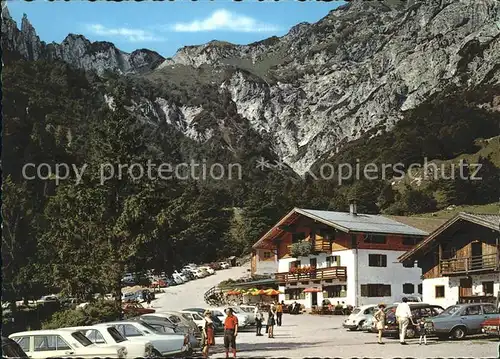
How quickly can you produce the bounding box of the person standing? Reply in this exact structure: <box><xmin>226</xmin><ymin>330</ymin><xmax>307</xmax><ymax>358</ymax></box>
<box><xmin>255</xmin><ymin>308</ymin><xmax>264</xmax><ymax>336</ymax></box>
<box><xmin>267</xmin><ymin>309</ymin><xmax>275</xmax><ymax>338</ymax></box>
<box><xmin>417</xmin><ymin>317</ymin><xmax>427</xmax><ymax>345</ymax></box>
<box><xmin>276</xmin><ymin>301</ymin><xmax>283</xmax><ymax>326</ymax></box>
<box><xmin>202</xmin><ymin>310</ymin><xmax>215</xmax><ymax>358</ymax></box>
<box><xmin>373</xmin><ymin>304</ymin><xmax>386</xmax><ymax>344</ymax></box>
<box><xmin>146</xmin><ymin>292</ymin><xmax>152</xmax><ymax>308</ymax></box>
<box><xmin>223</xmin><ymin>308</ymin><xmax>238</xmax><ymax>358</ymax></box>
<box><xmin>395</xmin><ymin>297</ymin><xmax>412</xmax><ymax>345</ymax></box>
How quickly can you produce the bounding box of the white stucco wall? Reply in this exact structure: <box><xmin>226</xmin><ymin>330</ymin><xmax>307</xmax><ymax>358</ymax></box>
<box><xmin>423</xmin><ymin>274</ymin><xmax>500</xmax><ymax>309</ymax></box>
<box><xmin>356</xmin><ymin>249</ymin><xmax>422</xmax><ymax>306</ymax></box>
<box><xmin>254</xmin><ymin>250</ymin><xmax>278</xmax><ymax>275</ymax></box>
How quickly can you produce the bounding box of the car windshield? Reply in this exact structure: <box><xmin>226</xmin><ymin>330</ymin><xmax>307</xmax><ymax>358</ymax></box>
<box><xmin>72</xmin><ymin>332</ymin><xmax>93</xmax><ymax>347</ymax></box>
<box><xmin>440</xmin><ymin>305</ymin><xmax>461</xmax><ymax>316</ymax></box>
<box><xmin>107</xmin><ymin>327</ymin><xmax>127</xmax><ymax>343</ymax></box>
<box><xmin>352</xmin><ymin>308</ymin><xmax>361</xmax><ymax>314</ymax></box>
<box><xmin>138</xmin><ymin>321</ymin><xmax>163</xmax><ymax>333</ymax></box>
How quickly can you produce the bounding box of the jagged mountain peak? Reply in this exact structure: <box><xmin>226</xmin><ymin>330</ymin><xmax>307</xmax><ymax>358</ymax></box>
<box><xmin>3</xmin><ymin>9</ymin><xmax>165</xmax><ymax>75</ymax></box>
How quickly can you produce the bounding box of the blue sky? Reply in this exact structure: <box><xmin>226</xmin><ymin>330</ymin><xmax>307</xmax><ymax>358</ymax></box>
<box><xmin>6</xmin><ymin>0</ymin><xmax>345</xmax><ymax>57</ymax></box>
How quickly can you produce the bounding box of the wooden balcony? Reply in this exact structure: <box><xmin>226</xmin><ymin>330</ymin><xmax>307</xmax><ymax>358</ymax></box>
<box><xmin>275</xmin><ymin>266</ymin><xmax>347</xmax><ymax>284</ymax></box>
<box><xmin>440</xmin><ymin>253</ymin><xmax>499</xmax><ymax>275</ymax></box>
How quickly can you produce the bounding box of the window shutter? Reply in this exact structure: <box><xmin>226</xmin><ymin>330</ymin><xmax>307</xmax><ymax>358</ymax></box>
<box><xmin>360</xmin><ymin>285</ymin><xmax>368</xmax><ymax>297</ymax></box>
<box><xmin>382</xmin><ymin>255</ymin><xmax>387</xmax><ymax>267</ymax></box>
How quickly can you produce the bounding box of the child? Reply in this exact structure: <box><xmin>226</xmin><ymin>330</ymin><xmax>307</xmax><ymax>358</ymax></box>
<box><xmin>417</xmin><ymin>317</ymin><xmax>427</xmax><ymax>345</ymax></box>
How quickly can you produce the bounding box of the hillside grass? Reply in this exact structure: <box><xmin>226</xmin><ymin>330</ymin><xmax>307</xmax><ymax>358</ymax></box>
<box><xmin>413</xmin><ymin>202</ymin><xmax>499</xmax><ymax>219</ymax></box>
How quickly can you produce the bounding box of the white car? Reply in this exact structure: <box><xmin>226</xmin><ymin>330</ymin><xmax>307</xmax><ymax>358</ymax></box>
<box><xmin>238</xmin><ymin>305</ymin><xmax>258</xmax><ymax>324</ymax></box>
<box><xmin>342</xmin><ymin>304</ymin><xmax>377</xmax><ymax>331</ymax></box>
<box><xmin>36</xmin><ymin>295</ymin><xmax>59</xmax><ymax>304</ymax></box>
<box><xmin>10</xmin><ymin>329</ymin><xmax>127</xmax><ymax>358</ymax></box>
<box><xmin>219</xmin><ymin>262</ymin><xmax>230</xmax><ymax>269</ymax></box>
<box><xmin>67</xmin><ymin>325</ymin><xmax>155</xmax><ymax>358</ymax></box>
<box><xmin>179</xmin><ymin>311</ymin><xmax>205</xmax><ymax>330</ymax></box>
<box><xmin>198</xmin><ymin>266</ymin><xmax>215</xmax><ymax>275</ymax></box>
<box><xmin>172</xmin><ymin>273</ymin><xmax>185</xmax><ymax>284</ymax></box>
<box><xmin>210</xmin><ymin>308</ymin><xmax>249</xmax><ymax>327</ymax></box>
<box><xmin>107</xmin><ymin>320</ymin><xmax>190</xmax><ymax>357</ymax></box>
<box><xmin>190</xmin><ymin>268</ymin><xmax>205</xmax><ymax>279</ymax></box>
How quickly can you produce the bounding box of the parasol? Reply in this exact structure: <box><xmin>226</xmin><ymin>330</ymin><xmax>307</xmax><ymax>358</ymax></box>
<box><xmin>264</xmin><ymin>289</ymin><xmax>281</xmax><ymax>296</ymax></box>
<box><xmin>303</xmin><ymin>287</ymin><xmax>322</xmax><ymax>293</ymax></box>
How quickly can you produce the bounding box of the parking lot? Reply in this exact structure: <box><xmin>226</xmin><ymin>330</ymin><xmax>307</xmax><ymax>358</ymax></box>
<box><xmin>206</xmin><ymin>314</ymin><xmax>498</xmax><ymax>358</ymax></box>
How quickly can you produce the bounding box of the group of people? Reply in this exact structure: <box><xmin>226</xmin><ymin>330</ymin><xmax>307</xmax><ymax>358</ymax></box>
<box><xmin>201</xmin><ymin>308</ymin><xmax>238</xmax><ymax>359</ymax></box>
<box><xmin>373</xmin><ymin>297</ymin><xmax>427</xmax><ymax>345</ymax></box>
<box><xmin>254</xmin><ymin>301</ymin><xmax>284</xmax><ymax>338</ymax></box>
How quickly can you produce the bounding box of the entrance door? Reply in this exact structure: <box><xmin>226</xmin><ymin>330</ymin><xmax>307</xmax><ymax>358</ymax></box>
<box><xmin>310</xmin><ymin>258</ymin><xmax>317</xmax><ymax>279</ymax></box>
<box><xmin>311</xmin><ymin>292</ymin><xmax>318</xmax><ymax>306</ymax></box>
<box><xmin>471</xmin><ymin>242</ymin><xmax>482</xmax><ymax>270</ymax></box>
<box><xmin>459</xmin><ymin>277</ymin><xmax>472</xmax><ymax>297</ymax></box>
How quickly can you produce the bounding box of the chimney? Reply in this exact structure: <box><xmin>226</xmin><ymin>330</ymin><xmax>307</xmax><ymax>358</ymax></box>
<box><xmin>349</xmin><ymin>201</ymin><xmax>357</xmax><ymax>216</ymax></box>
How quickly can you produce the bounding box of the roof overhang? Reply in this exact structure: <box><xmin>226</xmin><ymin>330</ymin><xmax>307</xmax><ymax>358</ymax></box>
<box><xmin>398</xmin><ymin>212</ymin><xmax>500</xmax><ymax>263</ymax></box>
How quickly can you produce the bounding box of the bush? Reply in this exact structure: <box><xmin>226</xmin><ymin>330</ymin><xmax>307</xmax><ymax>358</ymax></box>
<box><xmin>42</xmin><ymin>300</ymin><xmax>120</xmax><ymax>329</ymax></box>
<box><xmin>290</xmin><ymin>241</ymin><xmax>312</xmax><ymax>258</ymax></box>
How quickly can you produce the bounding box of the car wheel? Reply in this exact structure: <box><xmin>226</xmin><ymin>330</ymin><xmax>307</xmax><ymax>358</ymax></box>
<box><xmin>451</xmin><ymin>326</ymin><xmax>467</xmax><ymax>340</ymax></box>
<box><xmin>406</xmin><ymin>327</ymin><xmax>416</xmax><ymax>339</ymax></box>
<box><xmin>356</xmin><ymin>321</ymin><xmax>365</xmax><ymax>331</ymax></box>
<box><xmin>151</xmin><ymin>349</ymin><xmax>162</xmax><ymax>358</ymax></box>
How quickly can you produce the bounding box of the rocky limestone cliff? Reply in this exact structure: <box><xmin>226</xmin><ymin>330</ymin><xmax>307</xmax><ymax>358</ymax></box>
<box><xmin>1</xmin><ymin>8</ymin><xmax>164</xmax><ymax>75</ymax></box>
<box><xmin>157</xmin><ymin>0</ymin><xmax>500</xmax><ymax>174</ymax></box>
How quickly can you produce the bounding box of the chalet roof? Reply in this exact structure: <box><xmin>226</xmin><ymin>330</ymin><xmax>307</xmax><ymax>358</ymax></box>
<box><xmin>398</xmin><ymin>212</ymin><xmax>500</xmax><ymax>262</ymax></box>
<box><xmin>252</xmin><ymin>207</ymin><xmax>428</xmax><ymax>249</ymax></box>
<box><xmin>383</xmin><ymin>215</ymin><xmax>448</xmax><ymax>234</ymax></box>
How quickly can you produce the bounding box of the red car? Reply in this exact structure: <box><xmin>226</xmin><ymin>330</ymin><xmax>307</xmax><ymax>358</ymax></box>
<box><xmin>150</xmin><ymin>279</ymin><xmax>167</xmax><ymax>288</ymax></box>
<box><xmin>481</xmin><ymin>317</ymin><xmax>500</xmax><ymax>337</ymax></box>
<box><xmin>122</xmin><ymin>302</ymin><xmax>156</xmax><ymax>315</ymax></box>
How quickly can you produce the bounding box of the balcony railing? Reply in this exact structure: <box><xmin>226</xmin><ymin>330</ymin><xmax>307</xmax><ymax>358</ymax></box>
<box><xmin>275</xmin><ymin>266</ymin><xmax>347</xmax><ymax>283</ymax></box>
<box><xmin>313</xmin><ymin>239</ymin><xmax>332</xmax><ymax>253</ymax></box>
<box><xmin>440</xmin><ymin>253</ymin><xmax>499</xmax><ymax>275</ymax></box>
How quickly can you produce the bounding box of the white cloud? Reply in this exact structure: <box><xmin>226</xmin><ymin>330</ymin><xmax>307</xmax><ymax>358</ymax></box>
<box><xmin>171</xmin><ymin>9</ymin><xmax>280</xmax><ymax>33</ymax></box>
<box><xmin>86</xmin><ymin>24</ymin><xmax>164</xmax><ymax>42</ymax></box>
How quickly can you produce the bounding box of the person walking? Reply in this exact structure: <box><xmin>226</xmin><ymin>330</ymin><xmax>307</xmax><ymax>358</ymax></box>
<box><xmin>146</xmin><ymin>292</ymin><xmax>152</xmax><ymax>308</ymax></box>
<box><xmin>255</xmin><ymin>308</ymin><xmax>264</xmax><ymax>336</ymax></box>
<box><xmin>223</xmin><ymin>308</ymin><xmax>238</xmax><ymax>358</ymax></box>
<box><xmin>395</xmin><ymin>297</ymin><xmax>412</xmax><ymax>345</ymax></box>
<box><xmin>276</xmin><ymin>301</ymin><xmax>284</xmax><ymax>326</ymax></box>
<box><xmin>267</xmin><ymin>309</ymin><xmax>276</xmax><ymax>338</ymax></box>
<box><xmin>417</xmin><ymin>317</ymin><xmax>427</xmax><ymax>345</ymax></box>
<box><xmin>202</xmin><ymin>310</ymin><xmax>215</xmax><ymax>358</ymax></box>
<box><xmin>373</xmin><ymin>303</ymin><xmax>386</xmax><ymax>344</ymax></box>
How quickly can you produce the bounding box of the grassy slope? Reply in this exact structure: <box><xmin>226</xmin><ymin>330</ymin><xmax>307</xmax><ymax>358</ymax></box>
<box><xmin>412</xmin><ymin>202</ymin><xmax>499</xmax><ymax>219</ymax></box>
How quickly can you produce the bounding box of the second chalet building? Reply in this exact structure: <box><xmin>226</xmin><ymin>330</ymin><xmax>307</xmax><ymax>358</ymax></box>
<box><xmin>251</xmin><ymin>204</ymin><xmax>443</xmax><ymax>309</ymax></box>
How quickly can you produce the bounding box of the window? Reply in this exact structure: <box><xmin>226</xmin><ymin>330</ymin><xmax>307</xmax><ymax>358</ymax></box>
<box><xmin>326</xmin><ymin>255</ymin><xmax>341</xmax><ymax>267</ymax></box>
<box><xmin>263</xmin><ymin>251</ymin><xmax>272</xmax><ymax>259</ymax></box>
<box><xmin>193</xmin><ymin>313</ymin><xmax>203</xmax><ymax>320</ymax></box>
<box><xmin>364</xmin><ymin>234</ymin><xmax>386</xmax><ymax>244</ymax></box>
<box><xmin>360</xmin><ymin>284</ymin><xmax>391</xmax><ymax>297</ymax></box>
<box><xmin>86</xmin><ymin>330</ymin><xmax>106</xmax><ymax>344</ymax></box>
<box><xmin>402</xmin><ymin>236</ymin><xmax>422</xmax><ymax>246</ymax></box>
<box><xmin>324</xmin><ymin>285</ymin><xmax>347</xmax><ymax>298</ymax></box>
<box><xmin>402</xmin><ymin>260</ymin><xmax>414</xmax><ymax>268</ymax></box>
<box><xmin>34</xmin><ymin>335</ymin><xmax>71</xmax><ymax>352</ymax></box>
<box><xmin>289</xmin><ymin>260</ymin><xmax>301</xmax><ymax>270</ymax></box>
<box><xmin>435</xmin><ymin>285</ymin><xmax>445</xmax><ymax>298</ymax></box>
<box><xmin>483</xmin><ymin>304</ymin><xmax>497</xmax><ymax>314</ymax></box>
<box><xmin>418</xmin><ymin>284</ymin><xmax>422</xmax><ymax>294</ymax></box>
<box><xmin>364</xmin><ymin>307</ymin><xmax>376</xmax><ymax>315</ymax></box>
<box><xmin>169</xmin><ymin>315</ymin><xmax>181</xmax><ymax>323</ymax></box>
<box><xmin>464</xmin><ymin>305</ymin><xmax>481</xmax><ymax>316</ymax></box>
<box><xmin>483</xmin><ymin>281</ymin><xmax>494</xmax><ymax>295</ymax></box>
<box><xmin>403</xmin><ymin>283</ymin><xmax>415</xmax><ymax>294</ymax></box>
<box><xmin>3</xmin><ymin>339</ymin><xmax>28</xmax><ymax>358</ymax></box>
<box><xmin>14</xmin><ymin>337</ymin><xmax>30</xmax><ymax>352</ymax></box>
<box><xmin>292</xmin><ymin>232</ymin><xmax>306</xmax><ymax>243</ymax></box>
<box><xmin>123</xmin><ymin>325</ymin><xmax>143</xmax><ymax>337</ymax></box>
<box><xmin>107</xmin><ymin>328</ymin><xmax>126</xmax><ymax>343</ymax></box>
<box><xmin>368</xmin><ymin>254</ymin><xmax>387</xmax><ymax>267</ymax></box>
<box><xmin>284</xmin><ymin>288</ymin><xmax>306</xmax><ymax>300</ymax></box>
<box><xmin>319</xmin><ymin>228</ymin><xmax>335</xmax><ymax>240</ymax></box>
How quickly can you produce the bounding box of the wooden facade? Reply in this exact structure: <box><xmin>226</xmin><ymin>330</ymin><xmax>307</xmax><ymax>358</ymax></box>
<box><xmin>419</xmin><ymin>221</ymin><xmax>499</xmax><ymax>279</ymax></box>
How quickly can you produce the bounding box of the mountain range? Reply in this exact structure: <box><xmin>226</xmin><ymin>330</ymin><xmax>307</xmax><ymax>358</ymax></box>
<box><xmin>2</xmin><ymin>0</ymin><xmax>500</xmax><ymax>175</ymax></box>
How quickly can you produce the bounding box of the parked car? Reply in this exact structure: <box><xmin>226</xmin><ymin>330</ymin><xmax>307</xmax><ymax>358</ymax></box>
<box><xmin>481</xmin><ymin>317</ymin><xmax>500</xmax><ymax>337</ymax></box>
<box><xmin>199</xmin><ymin>266</ymin><xmax>215</xmax><ymax>275</ymax></box>
<box><xmin>210</xmin><ymin>307</ymin><xmax>249</xmax><ymax>328</ymax></box>
<box><xmin>361</xmin><ymin>315</ymin><xmax>375</xmax><ymax>332</ymax></box>
<box><xmin>426</xmin><ymin>302</ymin><xmax>500</xmax><ymax>340</ymax></box>
<box><xmin>383</xmin><ymin>303</ymin><xmax>444</xmax><ymax>338</ymax></box>
<box><xmin>68</xmin><ymin>324</ymin><xmax>155</xmax><ymax>358</ymax></box>
<box><xmin>107</xmin><ymin>320</ymin><xmax>191</xmax><ymax>357</ymax></box>
<box><xmin>136</xmin><ymin>317</ymin><xmax>200</xmax><ymax>350</ymax></box>
<box><xmin>123</xmin><ymin>302</ymin><xmax>156</xmax><ymax>315</ymax></box>
<box><xmin>343</xmin><ymin>304</ymin><xmax>377</xmax><ymax>331</ymax></box>
<box><xmin>36</xmin><ymin>295</ymin><xmax>59</xmax><ymax>304</ymax></box>
<box><xmin>219</xmin><ymin>262</ymin><xmax>230</xmax><ymax>269</ymax></box>
<box><xmin>191</xmin><ymin>268</ymin><xmax>206</xmax><ymax>279</ymax></box>
<box><xmin>2</xmin><ymin>336</ymin><xmax>29</xmax><ymax>358</ymax></box>
<box><xmin>142</xmin><ymin>312</ymin><xmax>202</xmax><ymax>338</ymax></box>
<box><xmin>10</xmin><ymin>329</ymin><xmax>127</xmax><ymax>358</ymax></box>
<box><xmin>232</xmin><ymin>306</ymin><xmax>256</xmax><ymax>325</ymax></box>
<box><xmin>182</xmin><ymin>270</ymin><xmax>195</xmax><ymax>281</ymax></box>
<box><xmin>209</xmin><ymin>263</ymin><xmax>221</xmax><ymax>270</ymax></box>
<box><xmin>182</xmin><ymin>308</ymin><xmax>224</xmax><ymax>332</ymax></box>
<box><xmin>180</xmin><ymin>311</ymin><xmax>206</xmax><ymax>330</ymax></box>
<box><xmin>150</xmin><ymin>279</ymin><xmax>167</xmax><ymax>288</ymax></box>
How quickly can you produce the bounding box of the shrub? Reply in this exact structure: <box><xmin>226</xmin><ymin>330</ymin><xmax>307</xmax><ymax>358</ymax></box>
<box><xmin>290</xmin><ymin>241</ymin><xmax>312</xmax><ymax>258</ymax></box>
<box><xmin>42</xmin><ymin>300</ymin><xmax>120</xmax><ymax>329</ymax></box>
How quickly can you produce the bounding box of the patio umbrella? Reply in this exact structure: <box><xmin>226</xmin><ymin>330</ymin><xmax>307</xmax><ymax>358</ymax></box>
<box><xmin>264</xmin><ymin>289</ymin><xmax>281</xmax><ymax>296</ymax></box>
<box><xmin>303</xmin><ymin>287</ymin><xmax>322</xmax><ymax>293</ymax></box>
